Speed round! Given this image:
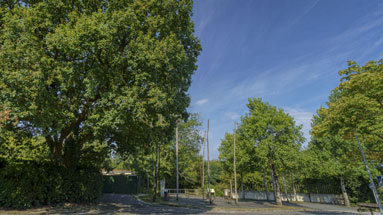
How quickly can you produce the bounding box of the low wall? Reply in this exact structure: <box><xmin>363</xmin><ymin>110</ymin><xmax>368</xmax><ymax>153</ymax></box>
<box><xmin>238</xmin><ymin>191</ymin><xmax>344</xmax><ymax>205</ymax></box>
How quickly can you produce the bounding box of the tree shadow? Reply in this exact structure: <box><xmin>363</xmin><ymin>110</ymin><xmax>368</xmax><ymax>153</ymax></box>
<box><xmin>46</xmin><ymin>193</ymin><xmax>213</xmax><ymax>214</ymax></box>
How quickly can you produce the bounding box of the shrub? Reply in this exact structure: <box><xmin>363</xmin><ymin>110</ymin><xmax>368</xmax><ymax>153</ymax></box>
<box><xmin>0</xmin><ymin>158</ymin><xmax>103</xmax><ymax>208</ymax></box>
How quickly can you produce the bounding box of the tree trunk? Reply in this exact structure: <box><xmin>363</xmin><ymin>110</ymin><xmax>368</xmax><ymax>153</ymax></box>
<box><xmin>147</xmin><ymin>174</ymin><xmax>149</xmax><ymax>190</ymax></box>
<box><xmin>63</xmin><ymin>136</ymin><xmax>81</xmax><ymax>168</ymax></box>
<box><xmin>241</xmin><ymin>174</ymin><xmax>244</xmax><ymax>200</ymax></box>
<box><xmin>290</xmin><ymin>172</ymin><xmax>297</xmax><ymax>201</ymax></box>
<box><xmin>47</xmin><ymin>137</ymin><xmax>64</xmax><ymax>165</ymax></box>
<box><xmin>271</xmin><ymin>164</ymin><xmax>282</xmax><ymax>205</ymax></box>
<box><xmin>340</xmin><ymin>176</ymin><xmax>350</xmax><ymax>207</ymax></box>
<box><xmin>153</xmin><ymin>144</ymin><xmax>158</xmax><ymax>202</ymax></box>
<box><xmin>263</xmin><ymin>168</ymin><xmax>270</xmax><ymax>201</ymax></box>
<box><xmin>271</xmin><ymin>168</ymin><xmax>276</xmax><ymax>201</ymax></box>
<box><xmin>282</xmin><ymin>172</ymin><xmax>289</xmax><ymax>202</ymax></box>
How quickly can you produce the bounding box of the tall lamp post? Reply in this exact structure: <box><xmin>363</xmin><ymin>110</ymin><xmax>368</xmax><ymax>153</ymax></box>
<box><xmin>233</xmin><ymin>121</ymin><xmax>238</xmax><ymax>205</ymax></box>
<box><xmin>356</xmin><ymin>134</ymin><xmax>383</xmax><ymax>215</ymax></box>
<box><xmin>176</xmin><ymin>124</ymin><xmax>179</xmax><ymax>201</ymax></box>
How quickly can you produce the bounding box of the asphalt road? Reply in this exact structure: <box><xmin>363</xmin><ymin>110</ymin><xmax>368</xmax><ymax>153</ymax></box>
<box><xmin>99</xmin><ymin>194</ymin><xmax>367</xmax><ymax>215</ymax></box>
<box><xmin>0</xmin><ymin>194</ymin><xmax>376</xmax><ymax>215</ymax></box>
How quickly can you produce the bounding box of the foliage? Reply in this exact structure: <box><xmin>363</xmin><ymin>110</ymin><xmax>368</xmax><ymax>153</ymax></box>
<box><xmin>0</xmin><ymin>0</ymin><xmax>200</xmax><ymax>207</ymax></box>
<box><xmin>0</xmin><ymin>0</ymin><xmax>201</xmax><ymax>167</ymax></box>
<box><xmin>208</xmin><ymin>159</ymin><xmax>223</xmax><ymax>186</ymax></box>
<box><xmin>217</xmin><ymin>98</ymin><xmax>304</xmax><ymax>204</ymax></box>
<box><xmin>238</xmin><ymin>98</ymin><xmax>304</xmax><ymax>174</ymax></box>
<box><xmin>313</xmin><ymin>60</ymin><xmax>383</xmax><ymax>142</ymax></box>
<box><xmin>0</xmin><ymin>130</ymin><xmax>49</xmax><ymax>161</ymax></box>
<box><xmin>161</xmin><ymin>113</ymin><xmax>203</xmax><ymax>188</ymax></box>
<box><xmin>110</xmin><ymin>113</ymin><xmax>204</xmax><ymax>189</ymax></box>
<box><xmin>308</xmin><ymin>59</ymin><xmax>383</xmax><ymax>204</ymax></box>
<box><xmin>0</xmin><ymin>158</ymin><xmax>102</xmax><ymax>208</ymax></box>
<box><xmin>218</xmin><ymin>133</ymin><xmax>234</xmax><ymax>176</ymax></box>
<box><xmin>218</xmin><ymin>132</ymin><xmax>258</xmax><ymax>190</ymax></box>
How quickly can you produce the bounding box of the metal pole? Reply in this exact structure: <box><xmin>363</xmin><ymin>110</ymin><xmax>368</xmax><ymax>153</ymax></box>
<box><xmin>176</xmin><ymin>125</ymin><xmax>179</xmax><ymax>201</ymax></box>
<box><xmin>356</xmin><ymin>134</ymin><xmax>383</xmax><ymax>215</ymax></box>
<box><xmin>202</xmin><ymin>131</ymin><xmax>206</xmax><ymax>200</ymax></box>
<box><xmin>207</xmin><ymin>120</ymin><xmax>211</xmax><ymax>204</ymax></box>
<box><xmin>233</xmin><ymin>121</ymin><xmax>238</xmax><ymax>205</ymax></box>
<box><xmin>153</xmin><ymin>143</ymin><xmax>158</xmax><ymax>202</ymax></box>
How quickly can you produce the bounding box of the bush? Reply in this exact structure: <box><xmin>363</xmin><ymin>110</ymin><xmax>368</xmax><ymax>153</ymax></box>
<box><xmin>0</xmin><ymin>158</ymin><xmax>103</xmax><ymax>208</ymax></box>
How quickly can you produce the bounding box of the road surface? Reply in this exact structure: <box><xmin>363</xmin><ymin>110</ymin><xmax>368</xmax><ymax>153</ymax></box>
<box><xmin>0</xmin><ymin>194</ymin><xmax>376</xmax><ymax>214</ymax></box>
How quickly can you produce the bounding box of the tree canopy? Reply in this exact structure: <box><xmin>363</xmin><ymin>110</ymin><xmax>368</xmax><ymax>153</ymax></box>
<box><xmin>313</xmin><ymin>60</ymin><xmax>383</xmax><ymax>142</ymax></box>
<box><xmin>0</xmin><ymin>0</ymin><xmax>201</xmax><ymax>167</ymax></box>
<box><xmin>218</xmin><ymin>98</ymin><xmax>304</xmax><ymax>205</ymax></box>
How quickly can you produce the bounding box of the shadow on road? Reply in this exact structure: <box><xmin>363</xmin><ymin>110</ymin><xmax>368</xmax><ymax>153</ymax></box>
<box><xmin>47</xmin><ymin>193</ymin><xmax>213</xmax><ymax>214</ymax></box>
<box><xmin>1</xmin><ymin>195</ymin><xmax>362</xmax><ymax>215</ymax></box>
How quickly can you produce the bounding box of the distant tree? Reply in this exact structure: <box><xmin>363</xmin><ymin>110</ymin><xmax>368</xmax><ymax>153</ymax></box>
<box><xmin>111</xmin><ymin>113</ymin><xmax>204</xmax><ymax>189</ymax></box>
<box><xmin>161</xmin><ymin>113</ymin><xmax>204</xmax><ymax>189</ymax></box>
<box><xmin>218</xmin><ymin>131</ymin><xmax>257</xmax><ymax>196</ymax></box>
<box><xmin>218</xmin><ymin>133</ymin><xmax>235</xmax><ymax>182</ymax></box>
<box><xmin>239</xmin><ymin>98</ymin><xmax>304</xmax><ymax>205</ymax></box>
<box><xmin>0</xmin><ymin>0</ymin><xmax>201</xmax><ymax>167</ymax></box>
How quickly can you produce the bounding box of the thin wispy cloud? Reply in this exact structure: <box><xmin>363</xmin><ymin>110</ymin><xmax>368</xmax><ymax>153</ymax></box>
<box><xmin>190</xmin><ymin>0</ymin><xmax>383</xmax><ymax>159</ymax></box>
<box><xmin>196</xmin><ymin>99</ymin><xmax>208</xmax><ymax>106</ymax></box>
<box><xmin>284</xmin><ymin>107</ymin><xmax>314</xmax><ymax>143</ymax></box>
<box><xmin>224</xmin><ymin>112</ymin><xmax>240</xmax><ymax>121</ymax></box>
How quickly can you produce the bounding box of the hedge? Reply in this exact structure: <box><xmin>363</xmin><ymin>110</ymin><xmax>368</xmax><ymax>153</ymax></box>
<box><xmin>0</xmin><ymin>158</ymin><xmax>103</xmax><ymax>208</ymax></box>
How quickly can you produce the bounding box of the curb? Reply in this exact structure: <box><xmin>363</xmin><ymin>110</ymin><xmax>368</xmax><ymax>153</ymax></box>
<box><xmin>133</xmin><ymin>195</ymin><xmax>154</xmax><ymax>206</ymax></box>
<box><xmin>133</xmin><ymin>195</ymin><xmax>203</xmax><ymax>210</ymax></box>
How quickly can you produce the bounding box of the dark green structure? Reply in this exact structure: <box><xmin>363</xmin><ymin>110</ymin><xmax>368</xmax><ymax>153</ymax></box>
<box><xmin>102</xmin><ymin>175</ymin><xmax>138</xmax><ymax>194</ymax></box>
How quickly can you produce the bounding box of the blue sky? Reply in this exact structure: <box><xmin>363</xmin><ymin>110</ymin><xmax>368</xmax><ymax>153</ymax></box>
<box><xmin>188</xmin><ymin>0</ymin><xmax>383</xmax><ymax>159</ymax></box>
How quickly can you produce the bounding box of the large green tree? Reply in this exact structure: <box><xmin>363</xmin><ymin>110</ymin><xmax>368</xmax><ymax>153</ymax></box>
<box><xmin>238</xmin><ymin>98</ymin><xmax>304</xmax><ymax>205</ymax></box>
<box><xmin>0</xmin><ymin>0</ymin><xmax>201</xmax><ymax>167</ymax></box>
<box><xmin>316</xmin><ymin>60</ymin><xmax>383</xmax><ymax>142</ymax></box>
<box><xmin>310</xmin><ymin>59</ymin><xmax>383</xmax><ymax>204</ymax></box>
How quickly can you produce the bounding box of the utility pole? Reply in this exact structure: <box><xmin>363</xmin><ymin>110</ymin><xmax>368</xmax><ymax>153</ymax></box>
<box><xmin>176</xmin><ymin>125</ymin><xmax>179</xmax><ymax>201</ymax></box>
<box><xmin>158</xmin><ymin>145</ymin><xmax>161</xmax><ymax>196</ymax></box>
<box><xmin>356</xmin><ymin>134</ymin><xmax>383</xmax><ymax>215</ymax></box>
<box><xmin>207</xmin><ymin>120</ymin><xmax>211</xmax><ymax>204</ymax></box>
<box><xmin>233</xmin><ymin>121</ymin><xmax>238</xmax><ymax>205</ymax></box>
<box><xmin>202</xmin><ymin>130</ymin><xmax>206</xmax><ymax>200</ymax></box>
